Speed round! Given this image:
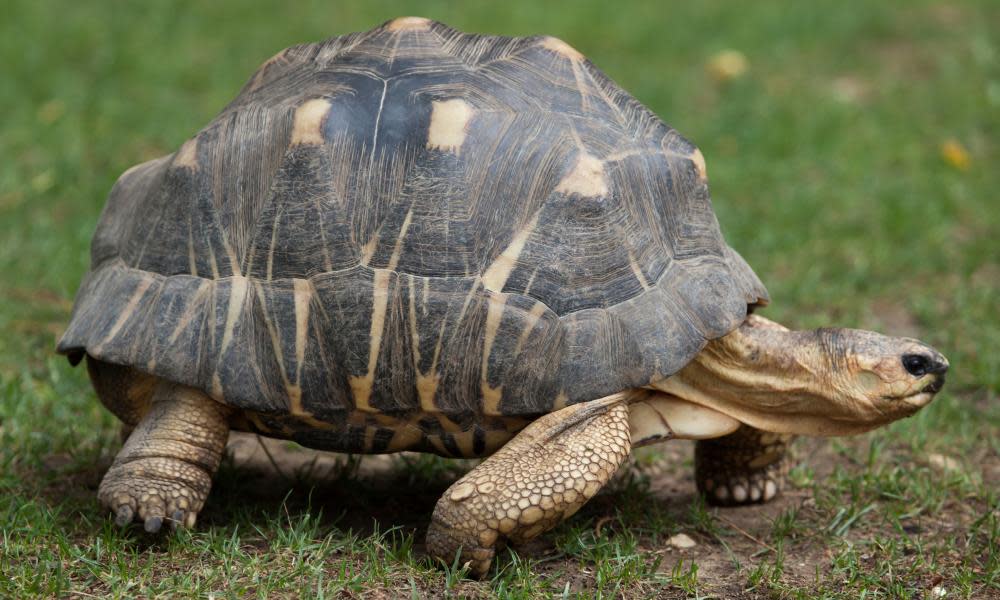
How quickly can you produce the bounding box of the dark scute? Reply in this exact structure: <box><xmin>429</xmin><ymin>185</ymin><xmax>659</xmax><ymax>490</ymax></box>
<box><xmin>320</xmin><ymin>73</ymin><xmax>389</xmax><ymax>142</ymax></box>
<box><xmin>244</xmin><ymin>143</ymin><xmax>359</xmax><ymax>278</ymax></box>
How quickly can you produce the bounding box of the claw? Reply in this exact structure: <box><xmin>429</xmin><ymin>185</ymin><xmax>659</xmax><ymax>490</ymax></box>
<box><xmin>144</xmin><ymin>516</ymin><xmax>163</xmax><ymax>533</ymax></box>
<box><xmin>114</xmin><ymin>505</ymin><xmax>134</xmax><ymax>527</ymax></box>
<box><xmin>170</xmin><ymin>510</ymin><xmax>185</xmax><ymax>530</ymax></box>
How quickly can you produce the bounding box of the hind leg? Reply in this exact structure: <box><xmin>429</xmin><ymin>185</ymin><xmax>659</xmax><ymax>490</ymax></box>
<box><xmin>695</xmin><ymin>425</ymin><xmax>794</xmax><ymax>506</ymax></box>
<box><xmin>97</xmin><ymin>377</ymin><xmax>231</xmax><ymax>532</ymax></box>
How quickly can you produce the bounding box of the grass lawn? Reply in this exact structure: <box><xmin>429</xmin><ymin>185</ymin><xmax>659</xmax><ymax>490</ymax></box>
<box><xmin>2</xmin><ymin>0</ymin><xmax>998</xmax><ymax>597</ymax></box>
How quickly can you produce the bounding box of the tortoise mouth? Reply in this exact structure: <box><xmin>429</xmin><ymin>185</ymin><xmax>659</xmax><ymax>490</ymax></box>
<box><xmin>896</xmin><ymin>383</ymin><xmax>943</xmax><ymax>411</ymax></box>
<box><xmin>921</xmin><ymin>374</ymin><xmax>945</xmax><ymax>395</ymax></box>
<box><xmin>899</xmin><ymin>391</ymin><xmax>934</xmax><ymax>409</ymax></box>
<box><xmin>883</xmin><ymin>374</ymin><xmax>944</xmax><ymax>410</ymax></box>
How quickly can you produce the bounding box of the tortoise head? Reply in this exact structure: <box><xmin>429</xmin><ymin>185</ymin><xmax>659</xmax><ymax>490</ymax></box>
<box><xmin>818</xmin><ymin>326</ymin><xmax>948</xmax><ymax>415</ymax></box>
<box><xmin>653</xmin><ymin>314</ymin><xmax>949</xmax><ymax>436</ymax></box>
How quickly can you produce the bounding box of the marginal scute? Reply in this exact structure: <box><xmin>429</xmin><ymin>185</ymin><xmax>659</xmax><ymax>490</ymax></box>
<box><xmin>415</xmin><ymin>371</ymin><xmax>441</xmax><ymax>411</ymax></box>
<box><xmin>348</xmin><ymin>269</ymin><xmax>393</xmax><ymax>412</ymax></box>
<box><xmin>213</xmin><ymin>280</ymin><xmax>248</xmax><ymax>392</ymax></box>
<box><xmin>480</xmin><ymin>292</ymin><xmax>506</xmax><ymax>415</ymax></box>
<box><xmin>482</xmin><ymin>382</ymin><xmax>503</xmax><ymax>416</ymax></box>
<box><xmin>92</xmin><ymin>277</ymin><xmax>153</xmax><ymax>356</ymax></box>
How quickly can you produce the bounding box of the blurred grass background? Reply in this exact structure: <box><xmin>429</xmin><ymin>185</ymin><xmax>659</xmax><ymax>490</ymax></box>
<box><xmin>1</xmin><ymin>0</ymin><xmax>997</xmax><ymax>597</ymax></box>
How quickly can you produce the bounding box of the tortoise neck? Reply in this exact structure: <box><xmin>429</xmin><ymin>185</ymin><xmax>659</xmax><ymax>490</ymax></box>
<box><xmin>680</xmin><ymin>314</ymin><xmax>829</xmax><ymax>402</ymax></box>
<box><xmin>650</xmin><ymin>315</ymin><xmax>876</xmax><ymax>436</ymax></box>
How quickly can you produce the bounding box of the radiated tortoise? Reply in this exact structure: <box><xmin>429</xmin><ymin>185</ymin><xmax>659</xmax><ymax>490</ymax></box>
<box><xmin>58</xmin><ymin>17</ymin><xmax>949</xmax><ymax>576</ymax></box>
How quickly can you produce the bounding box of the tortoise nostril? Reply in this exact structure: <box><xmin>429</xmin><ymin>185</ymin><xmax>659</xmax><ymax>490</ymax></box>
<box><xmin>902</xmin><ymin>353</ymin><xmax>948</xmax><ymax>377</ymax></box>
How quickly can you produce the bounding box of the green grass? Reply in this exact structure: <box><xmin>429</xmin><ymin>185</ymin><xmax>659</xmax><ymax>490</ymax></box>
<box><xmin>2</xmin><ymin>0</ymin><xmax>998</xmax><ymax>597</ymax></box>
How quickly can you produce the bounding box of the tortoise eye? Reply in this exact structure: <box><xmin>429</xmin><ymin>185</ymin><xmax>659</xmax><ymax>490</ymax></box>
<box><xmin>902</xmin><ymin>354</ymin><xmax>930</xmax><ymax>376</ymax></box>
<box><xmin>901</xmin><ymin>353</ymin><xmax>948</xmax><ymax>377</ymax></box>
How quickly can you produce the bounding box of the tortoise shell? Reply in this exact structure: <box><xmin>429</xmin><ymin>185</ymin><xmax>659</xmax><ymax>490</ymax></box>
<box><xmin>58</xmin><ymin>18</ymin><xmax>767</xmax><ymax>456</ymax></box>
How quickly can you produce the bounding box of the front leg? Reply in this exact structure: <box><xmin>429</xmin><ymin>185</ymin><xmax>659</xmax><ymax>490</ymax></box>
<box><xmin>99</xmin><ymin>380</ymin><xmax>231</xmax><ymax>532</ymax></box>
<box><xmin>695</xmin><ymin>425</ymin><xmax>794</xmax><ymax>505</ymax></box>
<box><xmin>426</xmin><ymin>394</ymin><xmax>633</xmax><ymax>577</ymax></box>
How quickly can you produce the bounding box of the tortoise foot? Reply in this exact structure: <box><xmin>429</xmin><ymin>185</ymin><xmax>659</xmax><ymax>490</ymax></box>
<box><xmin>426</xmin><ymin>515</ymin><xmax>497</xmax><ymax>578</ymax></box>
<box><xmin>695</xmin><ymin>425</ymin><xmax>794</xmax><ymax>507</ymax></box>
<box><xmin>99</xmin><ymin>380</ymin><xmax>230</xmax><ymax>533</ymax></box>
<box><xmin>100</xmin><ymin>458</ymin><xmax>208</xmax><ymax>532</ymax></box>
<box><xmin>697</xmin><ymin>463</ymin><xmax>785</xmax><ymax>506</ymax></box>
<box><xmin>426</xmin><ymin>395</ymin><xmax>632</xmax><ymax>578</ymax></box>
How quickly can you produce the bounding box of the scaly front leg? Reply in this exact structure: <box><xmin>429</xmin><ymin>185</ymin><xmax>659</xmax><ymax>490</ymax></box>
<box><xmin>426</xmin><ymin>393</ymin><xmax>633</xmax><ymax>577</ymax></box>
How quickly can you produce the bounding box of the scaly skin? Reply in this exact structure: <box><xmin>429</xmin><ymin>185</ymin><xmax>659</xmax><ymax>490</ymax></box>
<box><xmin>98</xmin><ymin>382</ymin><xmax>231</xmax><ymax>532</ymax></box>
<box><xmin>426</xmin><ymin>394</ymin><xmax>632</xmax><ymax>578</ymax></box>
<box><xmin>695</xmin><ymin>425</ymin><xmax>795</xmax><ymax>506</ymax></box>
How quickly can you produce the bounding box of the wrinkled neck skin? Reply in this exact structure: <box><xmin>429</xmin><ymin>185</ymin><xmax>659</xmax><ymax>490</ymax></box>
<box><xmin>650</xmin><ymin>314</ymin><xmax>935</xmax><ymax>436</ymax></box>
